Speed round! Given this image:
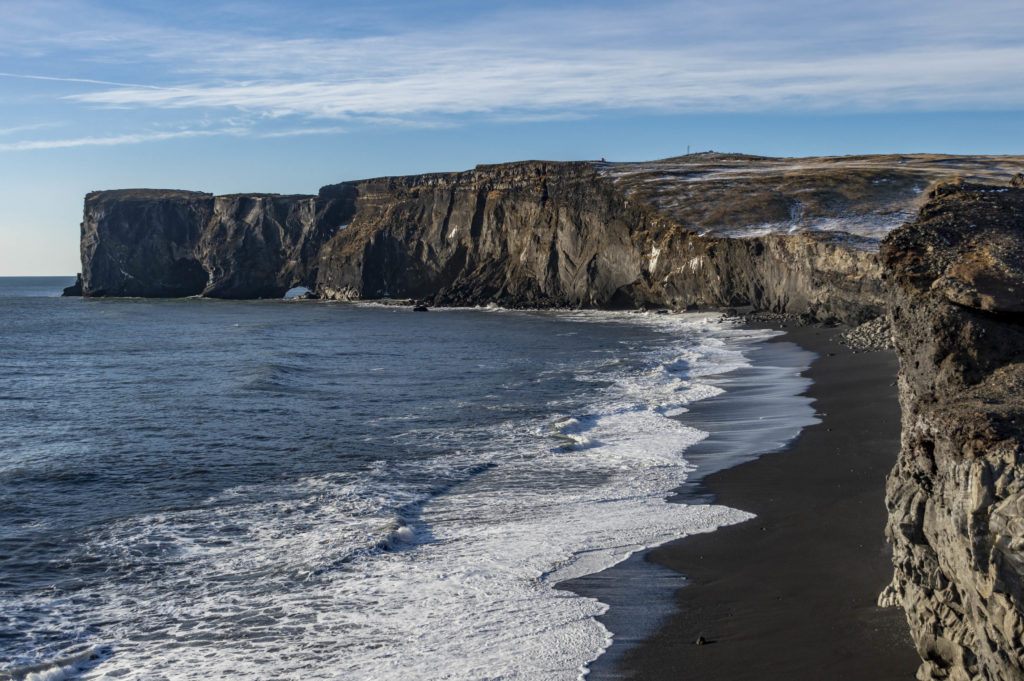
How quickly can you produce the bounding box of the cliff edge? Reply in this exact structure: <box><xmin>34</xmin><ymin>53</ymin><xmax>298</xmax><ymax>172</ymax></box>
<box><xmin>881</xmin><ymin>183</ymin><xmax>1024</xmax><ymax>681</ymax></box>
<box><xmin>72</xmin><ymin>158</ymin><xmax>892</xmax><ymax>323</ymax></box>
<box><xmin>73</xmin><ymin>154</ymin><xmax>1023</xmax><ymax>322</ymax></box>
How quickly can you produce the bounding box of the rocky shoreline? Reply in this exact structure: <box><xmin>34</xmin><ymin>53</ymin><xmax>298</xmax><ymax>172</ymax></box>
<box><xmin>67</xmin><ymin>155</ymin><xmax>1024</xmax><ymax>680</ymax></box>
<box><xmin>69</xmin><ymin>157</ymin><xmax>896</xmax><ymax>322</ymax></box>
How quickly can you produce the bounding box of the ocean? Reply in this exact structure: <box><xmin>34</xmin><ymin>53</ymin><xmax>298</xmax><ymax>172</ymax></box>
<box><xmin>0</xmin><ymin>277</ymin><xmax>817</xmax><ymax>681</ymax></box>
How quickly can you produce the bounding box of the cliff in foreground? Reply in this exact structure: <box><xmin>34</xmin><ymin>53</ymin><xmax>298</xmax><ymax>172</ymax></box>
<box><xmin>882</xmin><ymin>182</ymin><xmax>1024</xmax><ymax>681</ymax></box>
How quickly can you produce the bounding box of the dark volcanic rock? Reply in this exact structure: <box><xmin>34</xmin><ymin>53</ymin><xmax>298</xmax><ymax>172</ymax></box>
<box><xmin>79</xmin><ymin>189</ymin><xmax>353</xmax><ymax>298</ymax></box>
<box><xmin>199</xmin><ymin>193</ymin><xmax>351</xmax><ymax>299</ymax></box>
<box><xmin>840</xmin><ymin>314</ymin><xmax>894</xmax><ymax>351</ymax></box>
<box><xmin>62</xmin><ymin>273</ymin><xmax>83</xmax><ymax>296</ymax></box>
<box><xmin>313</xmin><ymin>162</ymin><xmax>654</xmax><ymax>308</ymax></box>
<box><xmin>81</xmin><ymin>189</ymin><xmax>213</xmax><ymax>297</ymax></box>
<box><xmin>77</xmin><ymin>161</ymin><xmax>889</xmax><ymax>322</ymax></box>
<box><xmin>880</xmin><ymin>183</ymin><xmax>1024</xmax><ymax>681</ymax></box>
<box><xmin>324</xmin><ymin>161</ymin><xmax>887</xmax><ymax>322</ymax></box>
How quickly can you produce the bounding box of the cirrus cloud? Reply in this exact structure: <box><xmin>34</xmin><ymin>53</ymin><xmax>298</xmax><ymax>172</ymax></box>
<box><xmin>2</xmin><ymin>0</ymin><xmax>1024</xmax><ymax>146</ymax></box>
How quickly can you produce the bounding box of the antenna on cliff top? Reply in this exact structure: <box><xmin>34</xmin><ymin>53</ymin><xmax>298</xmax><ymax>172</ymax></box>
<box><xmin>687</xmin><ymin>145</ymin><xmax>690</xmax><ymax>155</ymax></box>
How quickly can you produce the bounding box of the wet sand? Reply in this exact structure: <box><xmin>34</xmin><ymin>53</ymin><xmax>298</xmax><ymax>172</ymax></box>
<box><xmin>577</xmin><ymin>322</ymin><xmax>921</xmax><ymax>680</ymax></box>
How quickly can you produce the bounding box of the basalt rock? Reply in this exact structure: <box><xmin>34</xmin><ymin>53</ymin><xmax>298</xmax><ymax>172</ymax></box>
<box><xmin>73</xmin><ymin>161</ymin><xmax>886</xmax><ymax>323</ymax></box>
<box><xmin>78</xmin><ymin>189</ymin><xmax>213</xmax><ymax>297</ymax></box>
<box><xmin>77</xmin><ymin>189</ymin><xmax>354</xmax><ymax>298</ymax></box>
<box><xmin>881</xmin><ymin>183</ymin><xmax>1024</xmax><ymax>681</ymax></box>
<box><xmin>62</xmin><ymin>273</ymin><xmax>83</xmax><ymax>296</ymax></box>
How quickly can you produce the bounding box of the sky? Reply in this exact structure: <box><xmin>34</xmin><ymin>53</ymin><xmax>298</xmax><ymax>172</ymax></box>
<box><xmin>1</xmin><ymin>0</ymin><xmax>1023</xmax><ymax>275</ymax></box>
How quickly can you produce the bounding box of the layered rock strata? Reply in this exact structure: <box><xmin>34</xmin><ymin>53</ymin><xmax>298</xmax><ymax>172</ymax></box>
<box><xmin>881</xmin><ymin>183</ymin><xmax>1024</xmax><ymax>681</ymax></box>
<box><xmin>74</xmin><ymin>161</ymin><xmax>884</xmax><ymax>323</ymax></box>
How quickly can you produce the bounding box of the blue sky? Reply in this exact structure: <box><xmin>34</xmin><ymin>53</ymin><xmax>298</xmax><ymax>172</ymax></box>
<box><xmin>2</xmin><ymin>0</ymin><xmax>1023</xmax><ymax>275</ymax></box>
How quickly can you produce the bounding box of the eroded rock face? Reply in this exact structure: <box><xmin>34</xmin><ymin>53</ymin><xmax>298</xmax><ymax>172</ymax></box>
<box><xmin>79</xmin><ymin>189</ymin><xmax>354</xmax><ymax>298</ymax></box>
<box><xmin>881</xmin><ymin>183</ymin><xmax>1024</xmax><ymax>681</ymax></box>
<box><xmin>75</xmin><ymin>161</ymin><xmax>884</xmax><ymax>322</ymax></box>
<box><xmin>80</xmin><ymin>190</ymin><xmax>213</xmax><ymax>297</ymax></box>
<box><xmin>62</xmin><ymin>273</ymin><xmax>83</xmax><ymax>296</ymax></box>
<box><xmin>313</xmin><ymin>162</ymin><xmax>653</xmax><ymax>307</ymax></box>
<box><xmin>199</xmin><ymin>193</ymin><xmax>353</xmax><ymax>299</ymax></box>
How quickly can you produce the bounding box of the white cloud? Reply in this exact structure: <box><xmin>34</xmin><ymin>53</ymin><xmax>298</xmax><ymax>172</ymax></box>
<box><xmin>0</xmin><ymin>71</ymin><xmax>161</xmax><ymax>89</ymax></box>
<box><xmin>0</xmin><ymin>129</ymin><xmax>223</xmax><ymax>151</ymax></box>
<box><xmin>0</xmin><ymin>124</ymin><xmax>380</xmax><ymax>151</ymax></box>
<box><xmin>3</xmin><ymin>0</ymin><xmax>1024</xmax><ymax>137</ymax></box>
<box><xmin>65</xmin><ymin>43</ymin><xmax>1024</xmax><ymax>118</ymax></box>
<box><xmin>257</xmin><ymin>126</ymin><xmax>348</xmax><ymax>138</ymax></box>
<box><xmin>0</xmin><ymin>121</ymin><xmax>64</xmax><ymax>136</ymax></box>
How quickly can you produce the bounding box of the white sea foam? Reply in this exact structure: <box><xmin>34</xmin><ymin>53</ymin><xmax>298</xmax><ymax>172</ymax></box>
<box><xmin>3</xmin><ymin>647</ymin><xmax>110</xmax><ymax>681</ymax></box>
<box><xmin>23</xmin><ymin>665</ymin><xmax>77</xmax><ymax>681</ymax></box>
<box><xmin>3</xmin><ymin>311</ymin><xmax>812</xmax><ymax>681</ymax></box>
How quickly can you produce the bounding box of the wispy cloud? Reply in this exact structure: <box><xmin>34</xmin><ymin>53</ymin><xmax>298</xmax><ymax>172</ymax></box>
<box><xmin>2</xmin><ymin>0</ymin><xmax>1024</xmax><ymax>144</ymax></box>
<box><xmin>0</xmin><ymin>121</ymin><xmax>64</xmax><ymax>136</ymax></box>
<box><xmin>0</xmin><ymin>124</ymin><xmax>371</xmax><ymax>150</ymax></box>
<box><xmin>257</xmin><ymin>126</ymin><xmax>348</xmax><ymax>138</ymax></box>
<box><xmin>48</xmin><ymin>0</ymin><xmax>1024</xmax><ymax>122</ymax></box>
<box><xmin>0</xmin><ymin>71</ymin><xmax>162</xmax><ymax>89</ymax></box>
<box><xmin>0</xmin><ymin>129</ymin><xmax>224</xmax><ymax>151</ymax></box>
<box><xmin>66</xmin><ymin>44</ymin><xmax>1024</xmax><ymax>118</ymax></box>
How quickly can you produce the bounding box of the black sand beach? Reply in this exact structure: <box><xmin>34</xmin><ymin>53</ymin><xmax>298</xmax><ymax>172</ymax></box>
<box><xmin>584</xmin><ymin>323</ymin><xmax>921</xmax><ymax>680</ymax></box>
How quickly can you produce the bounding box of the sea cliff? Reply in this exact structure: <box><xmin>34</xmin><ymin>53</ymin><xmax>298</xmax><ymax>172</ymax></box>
<box><xmin>881</xmin><ymin>182</ymin><xmax>1024</xmax><ymax>681</ymax></box>
<box><xmin>72</xmin><ymin>159</ymin><xmax>892</xmax><ymax>323</ymax></box>
<box><xmin>68</xmin><ymin>154</ymin><xmax>1024</xmax><ymax>679</ymax></box>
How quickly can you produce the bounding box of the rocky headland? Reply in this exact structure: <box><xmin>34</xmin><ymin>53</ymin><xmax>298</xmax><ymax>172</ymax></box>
<box><xmin>68</xmin><ymin>153</ymin><xmax>1024</xmax><ymax>680</ymax></box>
<box><xmin>881</xmin><ymin>181</ymin><xmax>1024</xmax><ymax>681</ymax></box>
<box><xmin>69</xmin><ymin>154</ymin><xmax>995</xmax><ymax>318</ymax></box>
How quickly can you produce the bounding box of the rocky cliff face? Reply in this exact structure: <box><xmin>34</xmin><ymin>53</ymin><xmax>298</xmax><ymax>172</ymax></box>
<box><xmin>74</xmin><ymin>160</ymin><xmax>887</xmax><ymax>323</ymax></box>
<box><xmin>312</xmin><ymin>162</ymin><xmax>653</xmax><ymax>307</ymax></box>
<box><xmin>79</xmin><ymin>189</ymin><xmax>353</xmax><ymax>298</ymax></box>
<box><xmin>80</xmin><ymin>189</ymin><xmax>213</xmax><ymax>297</ymax></box>
<box><xmin>881</xmin><ymin>183</ymin><xmax>1024</xmax><ymax>681</ymax></box>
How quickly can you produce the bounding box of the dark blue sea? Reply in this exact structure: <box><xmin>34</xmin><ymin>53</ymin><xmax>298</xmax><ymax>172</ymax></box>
<box><xmin>0</xmin><ymin>277</ymin><xmax>816</xmax><ymax>681</ymax></box>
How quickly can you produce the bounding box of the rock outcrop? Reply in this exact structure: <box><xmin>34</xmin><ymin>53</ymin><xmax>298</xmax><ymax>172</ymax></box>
<box><xmin>62</xmin><ymin>273</ymin><xmax>83</xmax><ymax>296</ymax></box>
<box><xmin>73</xmin><ymin>160</ymin><xmax>886</xmax><ymax>323</ymax></box>
<box><xmin>881</xmin><ymin>183</ymin><xmax>1024</xmax><ymax>681</ymax></box>
<box><xmin>78</xmin><ymin>189</ymin><xmax>353</xmax><ymax>298</ymax></box>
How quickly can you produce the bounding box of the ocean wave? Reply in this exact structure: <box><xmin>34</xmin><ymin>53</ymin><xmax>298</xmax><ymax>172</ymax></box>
<box><xmin>1</xmin><ymin>307</ymin><xmax>814</xmax><ymax>680</ymax></box>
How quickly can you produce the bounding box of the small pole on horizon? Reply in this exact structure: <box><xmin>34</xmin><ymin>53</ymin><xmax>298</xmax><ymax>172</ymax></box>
<box><xmin>687</xmin><ymin>144</ymin><xmax>690</xmax><ymax>155</ymax></box>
